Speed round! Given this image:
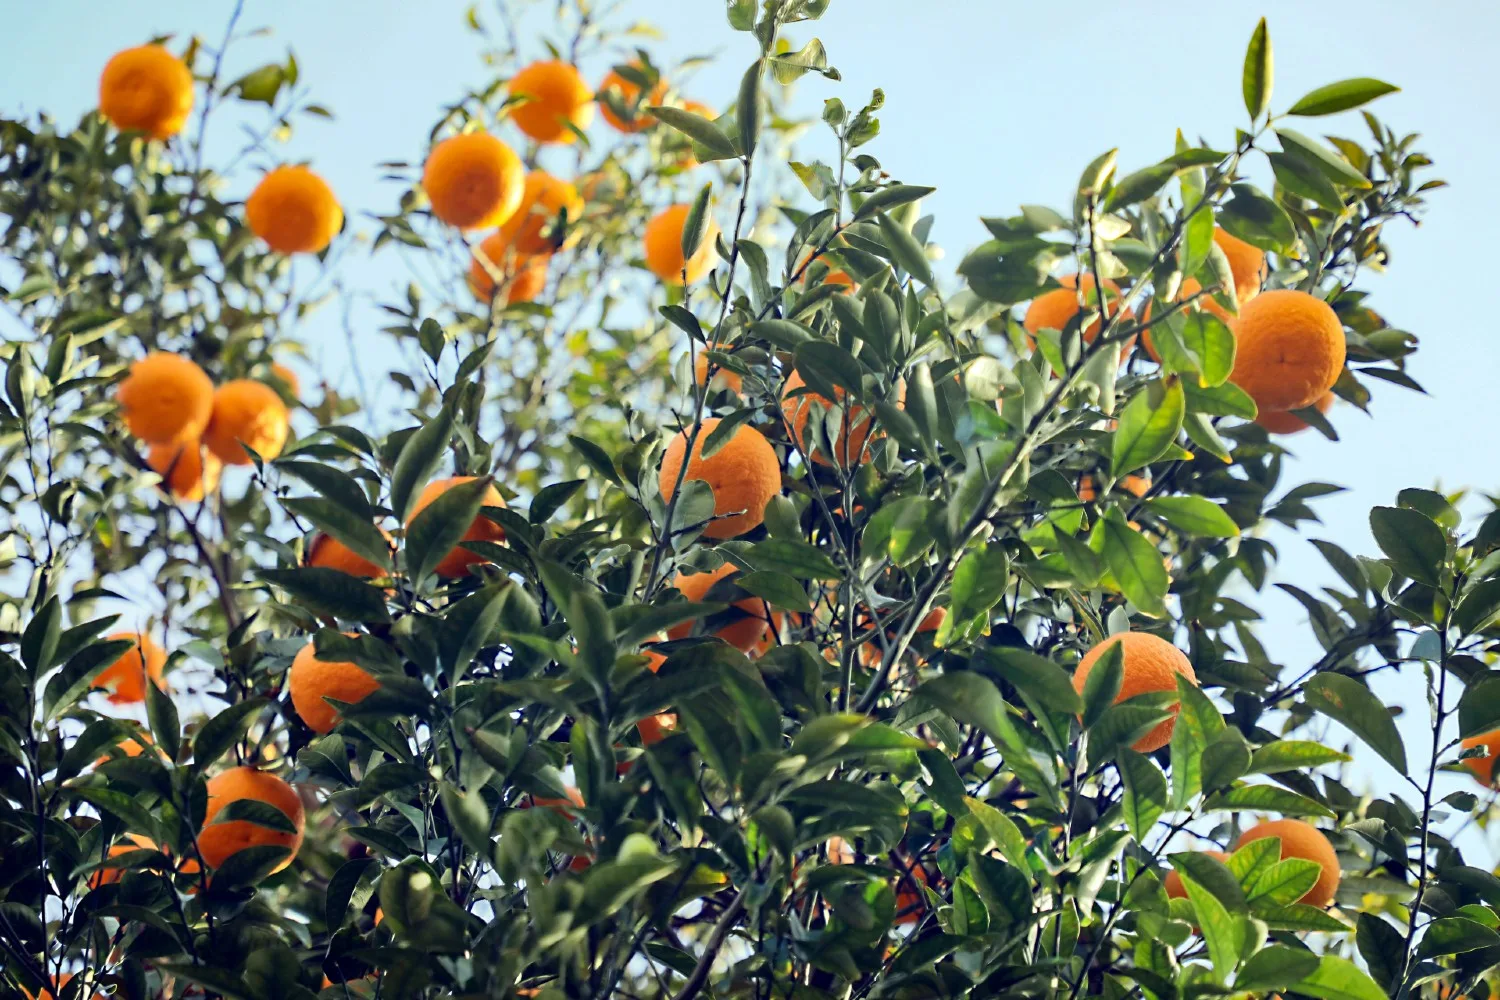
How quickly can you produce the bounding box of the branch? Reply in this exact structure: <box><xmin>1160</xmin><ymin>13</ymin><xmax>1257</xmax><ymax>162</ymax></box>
<box><xmin>669</xmin><ymin>886</ymin><xmax>747</xmax><ymax>1000</ymax></box>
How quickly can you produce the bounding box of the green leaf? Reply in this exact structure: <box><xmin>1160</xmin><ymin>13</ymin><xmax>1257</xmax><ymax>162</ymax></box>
<box><xmin>1200</xmin><ymin>729</ymin><xmax>1251</xmax><ymax>792</ymax></box>
<box><xmin>734</xmin><ymin>571</ymin><xmax>811</xmax><ymax>613</ymax></box>
<box><xmin>737</xmin><ymin>59</ymin><xmax>762</xmax><ymax>159</ymax></box>
<box><xmin>682</xmin><ymin>183</ymin><xmax>714</xmax><ymax>260</ymax></box>
<box><xmin>43</xmin><ymin>638</ymin><xmax>134</xmax><ymax>720</ymax></box>
<box><xmin>742</xmin><ymin>538</ymin><xmax>843</xmax><ymax>580</ymax></box>
<box><xmin>570</xmin><ymin>434</ymin><xmax>620</xmax><ymax>484</ymax></box>
<box><xmin>1184</xmin><ymin>379</ymin><xmax>1258</xmax><ymax>419</ymax></box>
<box><xmin>1103</xmin><ymin>161</ymin><xmax>1177</xmax><ymax>212</ymax></box>
<box><xmin>980</xmin><ymin>647</ymin><xmax>1082</xmax><ymax>715</ymax></box>
<box><xmin>1303</xmin><ymin>672</ymin><xmax>1408</xmax><ymax>773</ymax></box>
<box><xmin>912</xmin><ymin>673</ymin><xmax>1017</xmax><ymax>753</ymax></box>
<box><xmin>1113</xmin><ymin>377</ymin><xmax>1185</xmax><ymax>475</ymax></box>
<box><xmin>1171</xmin><ymin>676</ymin><xmax>1225</xmax><ymax>808</ymax></box>
<box><xmin>70</xmin><ymin>788</ymin><xmax>157</xmax><ymax>838</ymax></box>
<box><xmin>1145</xmin><ymin>496</ymin><xmax>1239</xmax><ymax>537</ymax></box>
<box><xmin>1293</xmin><ymin>955</ymin><xmax>1395</xmax><ymax>1000</ymax></box>
<box><xmin>1182</xmin><ymin>873</ymin><xmax>1244</xmax><ymax>983</ymax></box>
<box><xmin>876</xmin><ymin>212</ymin><xmax>935</xmax><ymax>286</ymax></box>
<box><xmin>1420</xmin><ymin>916</ymin><xmax>1500</xmax><ymax>957</ymax></box>
<box><xmin>853</xmin><ymin>185</ymin><xmax>936</xmax><ymax>222</ymax></box>
<box><xmin>154</xmin><ymin>965</ymin><xmax>254</xmax><ymax>1000</ymax></box>
<box><xmin>1287</xmin><ymin>78</ymin><xmax>1399</xmax><ymax>117</ymax></box>
<box><xmin>1247</xmin><ymin>740</ymin><xmax>1351</xmax><ymax>774</ymax></box>
<box><xmin>260</xmin><ymin>568</ymin><xmax>390</xmax><ymax>623</ymax></box>
<box><xmin>193</xmin><ymin>698</ymin><xmax>271</xmax><ymax>772</ymax></box>
<box><xmin>389</xmin><ymin>408</ymin><xmax>455</xmax><ymax>523</ymax></box>
<box><xmin>794</xmin><ymin>340</ymin><xmax>865</xmax><ymax>398</ymax></box>
<box><xmin>145</xmin><ymin>674</ymin><xmax>180</xmax><ymax>763</ymax></box>
<box><xmin>21</xmin><ymin>596</ymin><xmax>61</xmax><ymax>674</ymax></box>
<box><xmin>1119</xmin><ymin>749</ymin><xmax>1167</xmax><ymax>843</ymax></box>
<box><xmin>1277</xmin><ymin>129</ymin><xmax>1374</xmax><ymax>189</ymax></box>
<box><xmin>406</xmin><ymin>476</ymin><xmax>494</xmax><ymax>588</ymax></box>
<box><xmin>529</xmin><ymin>479</ymin><xmax>584</xmax><ymax>524</ymax></box>
<box><xmin>1180</xmin><ymin>311</ymin><xmax>1236</xmax><ymax>387</ymax></box>
<box><xmin>648</xmin><ymin>105</ymin><xmax>736</xmax><ymax>159</ymax></box>
<box><xmin>1237</xmin><ymin>945</ymin><xmax>1321</xmax><ymax>992</ymax></box>
<box><xmin>213</xmin><ymin>798</ymin><xmax>299</xmax><ymax>835</ymax></box>
<box><xmin>440</xmin><ymin>781</ymin><xmax>494</xmax><ymax>858</ymax></box>
<box><xmin>1219</xmin><ymin>183</ymin><xmax>1296</xmax><ymax>253</ymax></box>
<box><xmin>1080</xmin><ymin>640</ymin><xmax>1124</xmax><ymax>727</ymax></box>
<box><xmin>1459</xmin><ymin>677</ymin><xmax>1500</xmax><ymax>739</ymax></box>
<box><xmin>1097</xmin><ymin>509</ymin><xmax>1170</xmax><ymax>618</ymax></box>
<box><xmin>963</xmin><ymin>796</ymin><xmax>1030</xmax><ymax>872</ymax></box>
<box><xmin>1203</xmin><ymin>784</ymin><xmax>1335</xmax><ymax>819</ymax></box>
<box><xmin>1242</xmin><ymin>17</ymin><xmax>1273</xmax><ymax>120</ymax></box>
<box><xmin>1356</xmin><ymin>913</ymin><xmax>1406</xmax><ymax>991</ymax></box>
<box><xmin>1248</xmin><ymin>857</ymin><xmax>1323</xmax><ymax>905</ymax></box>
<box><xmin>1369</xmin><ymin>505</ymin><xmax>1447</xmax><ymax>586</ymax></box>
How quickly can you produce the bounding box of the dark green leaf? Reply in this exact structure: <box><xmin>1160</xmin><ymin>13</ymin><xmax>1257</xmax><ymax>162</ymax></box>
<box><xmin>389</xmin><ymin>409</ymin><xmax>454</xmax><ymax>523</ymax></box>
<box><xmin>1303</xmin><ymin>672</ymin><xmax>1408</xmax><ymax>772</ymax></box>
<box><xmin>1113</xmin><ymin>378</ymin><xmax>1185</xmax><ymax>475</ymax></box>
<box><xmin>1242</xmin><ymin>17</ymin><xmax>1273</xmax><ymax>120</ymax></box>
<box><xmin>1287</xmin><ymin>78</ymin><xmax>1399</xmax><ymax>117</ymax></box>
<box><xmin>260</xmin><ymin>568</ymin><xmax>390</xmax><ymax>623</ymax></box>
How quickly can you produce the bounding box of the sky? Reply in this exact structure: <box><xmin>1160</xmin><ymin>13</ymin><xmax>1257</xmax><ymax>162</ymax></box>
<box><xmin>5</xmin><ymin>2</ymin><xmax>1499</xmax><ymax>855</ymax></box>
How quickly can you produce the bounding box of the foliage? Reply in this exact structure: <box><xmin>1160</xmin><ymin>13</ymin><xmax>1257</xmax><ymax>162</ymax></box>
<box><xmin>0</xmin><ymin>3</ymin><xmax>1494</xmax><ymax>1000</ymax></box>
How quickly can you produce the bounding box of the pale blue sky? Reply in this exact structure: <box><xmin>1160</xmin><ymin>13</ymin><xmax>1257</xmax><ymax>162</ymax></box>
<box><xmin>7</xmin><ymin>3</ymin><xmax>1499</xmax><ymax>846</ymax></box>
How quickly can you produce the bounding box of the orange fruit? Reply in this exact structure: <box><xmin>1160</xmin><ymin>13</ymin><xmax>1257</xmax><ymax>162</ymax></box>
<box><xmin>204</xmin><ymin>379</ymin><xmax>290</xmax><ymax>465</ymax></box>
<box><xmin>1212</xmin><ymin>226</ymin><xmax>1265</xmax><ymax>305</ymax></box>
<box><xmin>668</xmin><ymin>562</ymin><xmax>776</xmax><ymax>652</ymax></box>
<box><xmin>597</xmin><ymin>63</ymin><xmax>668</xmax><ymax>133</ymax></box>
<box><xmin>93</xmin><ymin>632</ymin><xmax>167</xmax><ymax>705</ymax></box>
<box><xmin>98</xmin><ymin>44</ymin><xmax>193</xmax><ymax>140</ymax></box>
<box><xmin>658</xmin><ymin>418</ymin><xmax>780</xmax><ymax>540</ymax></box>
<box><xmin>97</xmin><ymin>734</ymin><xmax>165</xmax><ymax>766</ymax></box>
<box><xmin>288</xmin><ymin>636</ymin><xmax>381</xmax><ymax>735</ymax></box>
<box><xmin>894</xmin><ymin>863</ymin><xmax>931</xmax><ymax>926</ymax></box>
<box><xmin>1461</xmin><ymin>729</ymin><xmax>1500</xmax><ymax>787</ymax></box>
<box><xmin>406</xmin><ymin>476</ymin><xmax>507</xmax><ymax>577</ymax></box>
<box><xmin>1229</xmin><ymin>289</ymin><xmax>1346</xmax><ymax>413</ymax></box>
<box><xmin>423</xmin><ymin>132</ymin><xmax>525</xmax><ymax>231</ymax></box>
<box><xmin>245</xmin><ymin>165</ymin><xmax>342</xmax><ymax>254</ymax></box>
<box><xmin>497</xmin><ymin>171</ymin><xmax>585</xmax><ymax>255</ymax></box>
<box><xmin>781</xmin><ymin>370</ymin><xmax>895</xmax><ymax>468</ymax></box>
<box><xmin>1234</xmin><ymin>818</ymin><xmax>1340</xmax><ymax>909</ymax></box>
<box><xmin>146</xmin><ymin>438</ymin><xmax>220</xmax><ymax>502</ymax></box>
<box><xmin>89</xmin><ymin>834</ymin><xmax>158</xmax><ymax>889</ymax></box>
<box><xmin>468</xmin><ymin>234</ymin><xmax>550</xmax><ymax>304</ymax></box>
<box><xmin>22</xmin><ymin>972</ymin><xmax>102</xmax><ymax>1000</ymax></box>
<box><xmin>1024</xmin><ymin>274</ymin><xmax>1132</xmax><ymax>346</ymax></box>
<box><xmin>673</xmin><ymin>99</ymin><xmax>718</xmax><ymax>167</ymax></box>
<box><xmin>798</xmin><ymin>252</ymin><xmax>856</xmax><ymax>292</ymax></box>
<box><xmin>644</xmin><ymin>204</ymin><xmax>718</xmax><ymax>284</ymax></box>
<box><xmin>1077</xmin><ymin>474</ymin><xmax>1149</xmax><ymax>503</ymax></box>
<box><xmin>1255</xmin><ymin>390</ymin><xmax>1334</xmax><ymax>435</ymax></box>
<box><xmin>198</xmin><ymin>767</ymin><xmax>304</xmax><ymax>873</ymax></box>
<box><xmin>117</xmin><ymin>352</ymin><xmax>214</xmax><ymax>445</ymax></box>
<box><xmin>529</xmin><ymin>786</ymin><xmax>586</xmax><ymax>817</ymax></box>
<box><xmin>693</xmin><ymin>342</ymin><xmax>742</xmax><ymax>393</ymax></box>
<box><xmin>507</xmin><ymin>60</ymin><xmax>594</xmax><ymax>144</ymax></box>
<box><xmin>1071</xmin><ymin>632</ymin><xmax>1198</xmax><ymax>752</ymax></box>
<box><xmin>1163</xmin><ymin>849</ymin><xmax>1230</xmax><ymax>899</ymax></box>
<box><xmin>917</xmin><ymin>607</ymin><xmax>947</xmax><ymax>633</ymax></box>
<box><xmin>306</xmin><ymin>530</ymin><xmax>392</xmax><ymax>579</ymax></box>
<box><xmin>268</xmin><ymin>362</ymin><xmax>301</xmax><ymax>399</ymax></box>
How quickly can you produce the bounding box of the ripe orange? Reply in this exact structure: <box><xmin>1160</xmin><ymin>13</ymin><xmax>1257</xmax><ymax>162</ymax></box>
<box><xmin>1255</xmin><ymin>390</ymin><xmax>1334</xmax><ymax>435</ymax></box>
<box><xmin>668</xmin><ymin>562</ymin><xmax>776</xmax><ymax>652</ymax></box>
<box><xmin>597</xmin><ymin>63</ymin><xmax>668</xmax><ymax>133</ymax></box>
<box><xmin>1077</xmin><ymin>474</ymin><xmax>1149</xmax><ymax>503</ymax></box>
<box><xmin>1229</xmin><ymin>289</ymin><xmax>1346</xmax><ymax>413</ymax></box>
<box><xmin>423</xmin><ymin>132</ymin><xmax>525</xmax><ymax>231</ymax></box>
<box><xmin>1461</xmin><ymin>729</ymin><xmax>1500</xmax><ymax>787</ymax></box>
<box><xmin>1212</xmin><ymin>226</ymin><xmax>1265</xmax><ymax>305</ymax></box>
<box><xmin>636</xmin><ymin>713</ymin><xmax>674</xmax><ymax>746</ymax></box>
<box><xmin>406</xmin><ymin>476</ymin><xmax>507</xmax><ymax>577</ymax></box>
<box><xmin>245</xmin><ymin>165</ymin><xmax>343</xmax><ymax>254</ymax></box>
<box><xmin>204</xmin><ymin>379</ymin><xmax>290</xmax><ymax>465</ymax></box>
<box><xmin>894</xmin><ymin>863</ymin><xmax>931</xmax><ymax>926</ymax></box>
<box><xmin>93</xmin><ymin>632</ymin><xmax>167</xmax><ymax>705</ymax></box>
<box><xmin>306</xmin><ymin>530</ymin><xmax>392</xmax><ymax>579</ymax></box>
<box><xmin>507</xmin><ymin>60</ymin><xmax>594</xmax><ymax>144</ymax></box>
<box><xmin>97</xmin><ymin>734</ymin><xmax>166</xmax><ymax>766</ymax></box>
<box><xmin>798</xmin><ymin>252</ymin><xmax>856</xmax><ymax>292</ymax></box>
<box><xmin>693</xmin><ymin>342</ymin><xmax>742</xmax><ymax>393</ymax></box>
<box><xmin>117</xmin><ymin>352</ymin><xmax>214</xmax><ymax>445</ymax></box>
<box><xmin>1071</xmin><ymin>632</ymin><xmax>1198</xmax><ymax>752</ymax></box>
<box><xmin>268</xmin><ymin>362</ymin><xmax>301</xmax><ymax>399</ymax></box>
<box><xmin>1024</xmin><ymin>274</ymin><xmax>1132</xmax><ymax>346</ymax></box>
<box><xmin>146</xmin><ymin>438</ymin><xmax>220</xmax><ymax>502</ymax></box>
<box><xmin>89</xmin><ymin>834</ymin><xmax>158</xmax><ymax>889</ymax></box>
<box><xmin>644</xmin><ymin>204</ymin><xmax>719</xmax><ymax>284</ymax></box>
<box><xmin>529</xmin><ymin>786</ymin><xmax>586</xmax><ymax>817</ymax></box>
<box><xmin>1163</xmin><ymin>849</ymin><xmax>1230</xmax><ymax>899</ymax></box>
<box><xmin>497</xmin><ymin>171</ymin><xmax>585</xmax><ymax>255</ymax></box>
<box><xmin>673</xmin><ymin>99</ymin><xmax>718</xmax><ymax>167</ymax></box>
<box><xmin>22</xmin><ymin>972</ymin><xmax>101</xmax><ymax>1000</ymax></box>
<box><xmin>198</xmin><ymin>767</ymin><xmax>304</xmax><ymax>873</ymax></box>
<box><xmin>1234</xmin><ymin>818</ymin><xmax>1341</xmax><ymax>909</ymax></box>
<box><xmin>98</xmin><ymin>44</ymin><xmax>194</xmax><ymax>140</ymax></box>
<box><xmin>288</xmin><ymin>636</ymin><xmax>381</xmax><ymax>735</ymax></box>
<box><xmin>781</xmin><ymin>370</ymin><xmax>894</xmax><ymax>468</ymax></box>
<box><xmin>468</xmin><ymin>237</ymin><xmax>550</xmax><ymax>304</ymax></box>
<box><xmin>658</xmin><ymin>418</ymin><xmax>780</xmax><ymax>540</ymax></box>
<box><xmin>917</xmin><ymin>607</ymin><xmax>947</xmax><ymax>633</ymax></box>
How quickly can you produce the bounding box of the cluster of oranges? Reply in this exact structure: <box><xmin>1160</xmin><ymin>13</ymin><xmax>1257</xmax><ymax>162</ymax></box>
<box><xmin>117</xmin><ymin>352</ymin><xmax>294</xmax><ymax>499</ymax></box>
<box><xmin>1023</xmin><ymin>227</ymin><xmax>1344</xmax><ymax>435</ymax></box>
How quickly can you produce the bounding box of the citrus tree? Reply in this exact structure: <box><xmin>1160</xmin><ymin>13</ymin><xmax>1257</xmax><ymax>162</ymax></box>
<box><xmin>2</xmin><ymin>3</ymin><xmax>1497</xmax><ymax>1000</ymax></box>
